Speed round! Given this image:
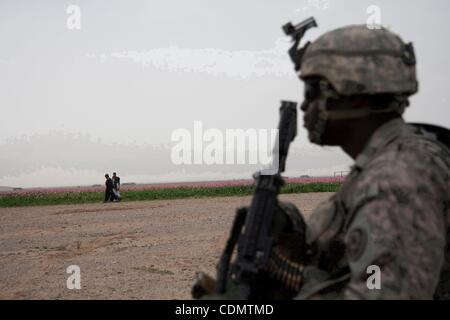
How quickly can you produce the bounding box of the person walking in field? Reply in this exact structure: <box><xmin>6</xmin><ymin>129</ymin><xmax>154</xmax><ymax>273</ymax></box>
<box><xmin>104</xmin><ymin>173</ymin><xmax>114</xmax><ymax>203</ymax></box>
<box><xmin>112</xmin><ymin>172</ymin><xmax>121</xmax><ymax>202</ymax></box>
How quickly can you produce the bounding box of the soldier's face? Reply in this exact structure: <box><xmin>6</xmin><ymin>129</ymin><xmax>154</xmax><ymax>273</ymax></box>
<box><xmin>301</xmin><ymin>80</ymin><xmax>350</xmax><ymax>146</ymax></box>
<box><xmin>301</xmin><ymin>99</ymin><xmax>319</xmax><ymax>132</ymax></box>
<box><xmin>301</xmin><ymin>80</ymin><xmax>319</xmax><ymax>129</ymax></box>
<box><xmin>301</xmin><ymin>79</ymin><xmax>330</xmax><ymax>144</ymax></box>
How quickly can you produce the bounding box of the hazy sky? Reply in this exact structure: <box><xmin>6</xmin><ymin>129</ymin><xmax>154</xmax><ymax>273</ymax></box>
<box><xmin>1</xmin><ymin>0</ymin><xmax>449</xmax><ymax>187</ymax></box>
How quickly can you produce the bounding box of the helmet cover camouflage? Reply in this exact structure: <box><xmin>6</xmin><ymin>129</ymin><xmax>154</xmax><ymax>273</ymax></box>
<box><xmin>300</xmin><ymin>25</ymin><xmax>418</xmax><ymax>96</ymax></box>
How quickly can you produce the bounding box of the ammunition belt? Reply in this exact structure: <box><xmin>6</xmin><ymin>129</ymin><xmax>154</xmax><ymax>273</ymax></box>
<box><xmin>268</xmin><ymin>247</ymin><xmax>304</xmax><ymax>291</ymax></box>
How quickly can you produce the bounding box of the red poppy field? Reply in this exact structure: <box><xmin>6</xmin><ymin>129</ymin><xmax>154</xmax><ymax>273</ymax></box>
<box><xmin>0</xmin><ymin>176</ymin><xmax>344</xmax><ymax>208</ymax></box>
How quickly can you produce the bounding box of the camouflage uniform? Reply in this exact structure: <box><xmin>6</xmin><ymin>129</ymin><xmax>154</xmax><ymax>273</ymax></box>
<box><xmin>294</xmin><ymin>118</ymin><xmax>450</xmax><ymax>299</ymax></box>
<box><xmin>290</xmin><ymin>24</ymin><xmax>450</xmax><ymax>299</ymax></box>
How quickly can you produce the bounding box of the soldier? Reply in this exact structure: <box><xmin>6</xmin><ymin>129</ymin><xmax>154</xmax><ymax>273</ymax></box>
<box><xmin>287</xmin><ymin>25</ymin><xmax>450</xmax><ymax>299</ymax></box>
<box><xmin>193</xmin><ymin>24</ymin><xmax>450</xmax><ymax>300</ymax></box>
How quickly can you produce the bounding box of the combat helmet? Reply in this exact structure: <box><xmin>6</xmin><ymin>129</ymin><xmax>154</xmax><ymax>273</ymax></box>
<box><xmin>299</xmin><ymin>25</ymin><xmax>418</xmax><ymax>96</ymax></box>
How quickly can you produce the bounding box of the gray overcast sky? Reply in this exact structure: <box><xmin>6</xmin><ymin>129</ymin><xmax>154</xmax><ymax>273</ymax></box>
<box><xmin>1</xmin><ymin>0</ymin><xmax>449</xmax><ymax>187</ymax></box>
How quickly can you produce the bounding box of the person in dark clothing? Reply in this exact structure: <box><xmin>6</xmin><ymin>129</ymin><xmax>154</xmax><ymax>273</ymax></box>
<box><xmin>104</xmin><ymin>174</ymin><xmax>114</xmax><ymax>202</ymax></box>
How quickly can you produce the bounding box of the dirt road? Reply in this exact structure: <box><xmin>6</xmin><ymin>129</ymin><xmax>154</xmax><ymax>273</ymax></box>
<box><xmin>0</xmin><ymin>193</ymin><xmax>332</xmax><ymax>299</ymax></box>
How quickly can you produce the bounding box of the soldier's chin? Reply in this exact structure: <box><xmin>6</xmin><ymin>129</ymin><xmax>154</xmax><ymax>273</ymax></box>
<box><xmin>307</xmin><ymin>130</ymin><xmax>339</xmax><ymax>146</ymax></box>
<box><xmin>307</xmin><ymin>131</ymin><xmax>322</xmax><ymax>145</ymax></box>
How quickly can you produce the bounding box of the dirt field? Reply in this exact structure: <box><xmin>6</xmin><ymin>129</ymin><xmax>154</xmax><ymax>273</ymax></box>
<box><xmin>0</xmin><ymin>192</ymin><xmax>332</xmax><ymax>300</ymax></box>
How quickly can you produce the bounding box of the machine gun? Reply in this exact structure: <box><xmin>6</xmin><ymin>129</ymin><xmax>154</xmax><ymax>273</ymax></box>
<box><xmin>214</xmin><ymin>101</ymin><xmax>297</xmax><ymax>299</ymax></box>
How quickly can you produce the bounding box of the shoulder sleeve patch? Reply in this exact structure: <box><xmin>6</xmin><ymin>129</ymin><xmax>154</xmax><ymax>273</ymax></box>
<box><xmin>345</xmin><ymin>227</ymin><xmax>367</xmax><ymax>262</ymax></box>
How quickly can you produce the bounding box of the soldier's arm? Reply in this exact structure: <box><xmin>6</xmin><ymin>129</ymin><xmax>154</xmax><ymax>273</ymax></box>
<box><xmin>341</xmin><ymin>140</ymin><xmax>449</xmax><ymax>299</ymax></box>
<box><xmin>343</xmin><ymin>190</ymin><xmax>446</xmax><ymax>299</ymax></box>
<box><xmin>299</xmin><ymin>187</ymin><xmax>446</xmax><ymax>300</ymax></box>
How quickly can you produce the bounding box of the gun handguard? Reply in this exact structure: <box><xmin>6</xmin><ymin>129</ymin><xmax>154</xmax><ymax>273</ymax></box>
<box><xmin>215</xmin><ymin>101</ymin><xmax>297</xmax><ymax>298</ymax></box>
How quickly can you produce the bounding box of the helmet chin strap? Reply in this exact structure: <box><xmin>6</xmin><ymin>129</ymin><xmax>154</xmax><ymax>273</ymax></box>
<box><xmin>308</xmin><ymin>99</ymin><xmax>328</xmax><ymax>145</ymax></box>
<box><xmin>307</xmin><ymin>83</ymin><xmax>337</xmax><ymax>145</ymax></box>
<box><xmin>307</xmin><ymin>94</ymin><xmax>408</xmax><ymax>145</ymax></box>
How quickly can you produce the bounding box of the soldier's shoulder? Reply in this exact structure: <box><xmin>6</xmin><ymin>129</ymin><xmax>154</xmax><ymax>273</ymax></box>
<box><xmin>351</xmin><ymin>130</ymin><xmax>449</xmax><ymax>202</ymax></box>
<box><xmin>371</xmin><ymin>129</ymin><xmax>448</xmax><ymax>176</ymax></box>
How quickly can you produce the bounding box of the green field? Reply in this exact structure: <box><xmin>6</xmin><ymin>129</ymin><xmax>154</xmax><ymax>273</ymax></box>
<box><xmin>0</xmin><ymin>182</ymin><xmax>341</xmax><ymax>208</ymax></box>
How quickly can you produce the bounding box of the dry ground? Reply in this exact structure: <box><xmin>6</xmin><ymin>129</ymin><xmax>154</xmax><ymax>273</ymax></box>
<box><xmin>0</xmin><ymin>192</ymin><xmax>332</xmax><ymax>299</ymax></box>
